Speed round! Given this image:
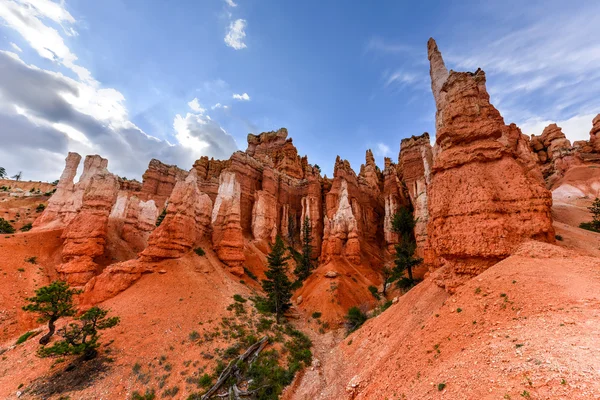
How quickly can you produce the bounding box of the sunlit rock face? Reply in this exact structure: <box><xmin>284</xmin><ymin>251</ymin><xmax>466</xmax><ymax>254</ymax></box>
<box><xmin>425</xmin><ymin>38</ymin><xmax>554</xmax><ymax>291</ymax></box>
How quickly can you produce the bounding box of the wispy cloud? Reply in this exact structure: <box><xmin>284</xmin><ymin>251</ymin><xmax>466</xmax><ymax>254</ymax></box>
<box><xmin>366</xmin><ymin>37</ymin><xmax>413</xmax><ymax>54</ymax></box>
<box><xmin>9</xmin><ymin>42</ymin><xmax>22</xmax><ymax>52</ymax></box>
<box><xmin>224</xmin><ymin>0</ymin><xmax>237</xmax><ymax>7</ymax></box>
<box><xmin>375</xmin><ymin>142</ymin><xmax>391</xmax><ymax>157</ymax></box>
<box><xmin>224</xmin><ymin>19</ymin><xmax>247</xmax><ymax>50</ymax></box>
<box><xmin>441</xmin><ymin>2</ymin><xmax>600</xmax><ymax>143</ymax></box>
<box><xmin>233</xmin><ymin>92</ymin><xmax>250</xmax><ymax>101</ymax></box>
<box><xmin>187</xmin><ymin>97</ymin><xmax>205</xmax><ymax>113</ymax></box>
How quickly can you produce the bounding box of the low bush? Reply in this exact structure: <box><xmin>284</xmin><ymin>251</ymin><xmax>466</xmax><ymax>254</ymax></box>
<box><xmin>20</xmin><ymin>223</ymin><xmax>33</xmax><ymax>232</ymax></box>
<box><xmin>16</xmin><ymin>330</ymin><xmax>39</xmax><ymax>345</ymax></box>
<box><xmin>194</xmin><ymin>247</ymin><xmax>205</xmax><ymax>256</ymax></box>
<box><xmin>0</xmin><ymin>218</ymin><xmax>15</xmax><ymax>234</ymax></box>
<box><xmin>345</xmin><ymin>306</ymin><xmax>367</xmax><ymax>334</ymax></box>
<box><xmin>368</xmin><ymin>285</ymin><xmax>380</xmax><ymax>300</ymax></box>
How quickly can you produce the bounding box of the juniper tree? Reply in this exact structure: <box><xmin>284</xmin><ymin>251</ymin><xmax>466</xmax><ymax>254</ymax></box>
<box><xmin>38</xmin><ymin>306</ymin><xmax>119</xmax><ymax>360</ymax></box>
<box><xmin>22</xmin><ymin>281</ymin><xmax>81</xmax><ymax>345</ymax></box>
<box><xmin>262</xmin><ymin>235</ymin><xmax>292</xmax><ymax>324</ymax></box>
<box><xmin>0</xmin><ymin>166</ymin><xmax>6</xmax><ymax>179</ymax></box>
<box><xmin>294</xmin><ymin>216</ymin><xmax>314</xmax><ymax>281</ymax></box>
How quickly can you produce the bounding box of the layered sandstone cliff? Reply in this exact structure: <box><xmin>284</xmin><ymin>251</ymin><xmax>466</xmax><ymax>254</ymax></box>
<box><xmin>426</xmin><ymin>38</ymin><xmax>554</xmax><ymax>290</ymax></box>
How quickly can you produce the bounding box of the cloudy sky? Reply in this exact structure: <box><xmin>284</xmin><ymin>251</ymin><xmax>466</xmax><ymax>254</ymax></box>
<box><xmin>0</xmin><ymin>0</ymin><xmax>598</xmax><ymax>181</ymax></box>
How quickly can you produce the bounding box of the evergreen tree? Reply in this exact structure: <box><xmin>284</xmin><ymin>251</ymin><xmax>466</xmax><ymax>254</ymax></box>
<box><xmin>381</xmin><ymin>266</ymin><xmax>394</xmax><ymax>297</ymax></box>
<box><xmin>0</xmin><ymin>166</ymin><xmax>6</xmax><ymax>179</ymax></box>
<box><xmin>294</xmin><ymin>216</ymin><xmax>314</xmax><ymax>281</ymax></box>
<box><xmin>262</xmin><ymin>235</ymin><xmax>292</xmax><ymax>324</ymax></box>
<box><xmin>391</xmin><ymin>207</ymin><xmax>422</xmax><ymax>284</ymax></box>
<box><xmin>393</xmin><ymin>233</ymin><xmax>422</xmax><ymax>282</ymax></box>
<box><xmin>38</xmin><ymin>306</ymin><xmax>119</xmax><ymax>360</ymax></box>
<box><xmin>22</xmin><ymin>281</ymin><xmax>81</xmax><ymax>345</ymax></box>
<box><xmin>589</xmin><ymin>197</ymin><xmax>600</xmax><ymax>229</ymax></box>
<box><xmin>287</xmin><ymin>214</ymin><xmax>297</xmax><ymax>248</ymax></box>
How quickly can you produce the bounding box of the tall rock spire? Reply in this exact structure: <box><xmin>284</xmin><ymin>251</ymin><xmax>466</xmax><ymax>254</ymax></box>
<box><xmin>427</xmin><ymin>38</ymin><xmax>449</xmax><ymax>124</ymax></box>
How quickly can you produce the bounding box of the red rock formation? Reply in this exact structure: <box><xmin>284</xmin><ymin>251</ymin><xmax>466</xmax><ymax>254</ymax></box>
<box><xmin>211</xmin><ymin>170</ymin><xmax>245</xmax><ymax>274</ymax></box>
<box><xmin>382</xmin><ymin>159</ymin><xmax>409</xmax><ymax>251</ymax></box>
<box><xmin>141</xmin><ymin>159</ymin><xmax>187</xmax><ymax>208</ymax></box>
<box><xmin>57</xmin><ymin>167</ymin><xmax>120</xmax><ymax>285</ymax></box>
<box><xmin>398</xmin><ymin>133</ymin><xmax>433</xmax><ymax>254</ymax></box>
<box><xmin>251</xmin><ymin>167</ymin><xmax>278</xmax><ymax>243</ymax></box>
<box><xmin>321</xmin><ymin>153</ymin><xmax>384</xmax><ymax>266</ymax></box>
<box><xmin>588</xmin><ymin>114</ymin><xmax>600</xmax><ymax>152</ymax></box>
<box><xmin>33</xmin><ymin>152</ymin><xmax>82</xmax><ymax>229</ymax></box>
<box><xmin>141</xmin><ymin>169</ymin><xmax>212</xmax><ymax>261</ymax></box>
<box><xmin>246</xmin><ymin>128</ymin><xmax>307</xmax><ymax>179</ymax></box>
<box><xmin>529</xmin><ymin>124</ymin><xmax>581</xmax><ymax>186</ymax></box>
<box><xmin>300</xmin><ymin>165</ymin><xmax>323</xmax><ymax>254</ymax></box>
<box><xmin>426</xmin><ymin>38</ymin><xmax>554</xmax><ymax>291</ymax></box>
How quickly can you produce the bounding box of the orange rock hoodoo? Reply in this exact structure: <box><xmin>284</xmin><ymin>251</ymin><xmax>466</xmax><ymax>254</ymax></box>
<box><xmin>425</xmin><ymin>38</ymin><xmax>555</xmax><ymax>290</ymax></box>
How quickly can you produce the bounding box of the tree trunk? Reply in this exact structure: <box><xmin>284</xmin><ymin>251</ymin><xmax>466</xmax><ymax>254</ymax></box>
<box><xmin>39</xmin><ymin>317</ymin><xmax>56</xmax><ymax>345</ymax></box>
<box><xmin>408</xmin><ymin>267</ymin><xmax>413</xmax><ymax>281</ymax></box>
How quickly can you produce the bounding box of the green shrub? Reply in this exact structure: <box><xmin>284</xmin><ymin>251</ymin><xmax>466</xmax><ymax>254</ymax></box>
<box><xmin>437</xmin><ymin>382</ymin><xmax>446</xmax><ymax>391</ymax></box>
<box><xmin>368</xmin><ymin>285</ymin><xmax>380</xmax><ymax>300</ymax></box>
<box><xmin>0</xmin><ymin>218</ymin><xmax>15</xmax><ymax>234</ymax></box>
<box><xmin>555</xmin><ymin>234</ymin><xmax>563</xmax><ymax>241</ymax></box>
<box><xmin>243</xmin><ymin>267</ymin><xmax>258</xmax><ymax>281</ymax></box>
<box><xmin>311</xmin><ymin>311</ymin><xmax>322</xmax><ymax>319</ymax></box>
<box><xmin>580</xmin><ymin>221</ymin><xmax>600</xmax><ymax>232</ymax></box>
<box><xmin>189</xmin><ymin>330</ymin><xmax>200</xmax><ymax>341</ymax></box>
<box><xmin>194</xmin><ymin>247</ymin><xmax>205</xmax><ymax>256</ymax></box>
<box><xmin>233</xmin><ymin>294</ymin><xmax>247</xmax><ymax>303</ymax></box>
<box><xmin>35</xmin><ymin>204</ymin><xmax>46</xmax><ymax>212</ymax></box>
<box><xmin>345</xmin><ymin>306</ymin><xmax>367</xmax><ymax>334</ymax></box>
<box><xmin>25</xmin><ymin>256</ymin><xmax>37</xmax><ymax>264</ymax></box>
<box><xmin>20</xmin><ymin>223</ymin><xmax>33</xmax><ymax>232</ymax></box>
<box><xmin>131</xmin><ymin>389</ymin><xmax>156</xmax><ymax>400</ymax></box>
<box><xmin>198</xmin><ymin>373</ymin><xmax>212</xmax><ymax>388</ymax></box>
<box><xmin>155</xmin><ymin>208</ymin><xmax>167</xmax><ymax>227</ymax></box>
<box><xmin>16</xmin><ymin>330</ymin><xmax>38</xmax><ymax>345</ymax></box>
<box><xmin>161</xmin><ymin>386</ymin><xmax>179</xmax><ymax>397</ymax></box>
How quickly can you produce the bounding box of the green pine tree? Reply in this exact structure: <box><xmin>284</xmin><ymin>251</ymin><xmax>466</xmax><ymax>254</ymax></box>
<box><xmin>22</xmin><ymin>281</ymin><xmax>81</xmax><ymax>345</ymax></box>
<box><xmin>262</xmin><ymin>235</ymin><xmax>293</xmax><ymax>324</ymax></box>
<box><xmin>294</xmin><ymin>216</ymin><xmax>314</xmax><ymax>281</ymax></box>
<box><xmin>589</xmin><ymin>197</ymin><xmax>600</xmax><ymax>229</ymax></box>
<box><xmin>38</xmin><ymin>306</ymin><xmax>119</xmax><ymax>360</ymax></box>
<box><xmin>391</xmin><ymin>207</ymin><xmax>422</xmax><ymax>284</ymax></box>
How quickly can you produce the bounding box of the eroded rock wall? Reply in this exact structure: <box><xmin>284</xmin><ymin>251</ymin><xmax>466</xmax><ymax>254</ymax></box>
<box><xmin>426</xmin><ymin>38</ymin><xmax>554</xmax><ymax>291</ymax></box>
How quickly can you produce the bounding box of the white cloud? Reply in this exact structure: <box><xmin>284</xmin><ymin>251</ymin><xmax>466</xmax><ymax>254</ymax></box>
<box><xmin>224</xmin><ymin>0</ymin><xmax>237</xmax><ymax>7</ymax></box>
<box><xmin>173</xmin><ymin>112</ymin><xmax>237</xmax><ymax>159</ymax></box>
<box><xmin>233</xmin><ymin>92</ymin><xmax>250</xmax><ymax>101</ymax></box>
<box><xmin>224</xmin><ymin>19</ymin><xmax>247</xmax><ymax>50</ymax></box>
<box><xmin>0</xmin><ymin>0</ymin><xmax>92</xmax><ymax>82</ymax></box>
<box><xmin>188</xmin><ymin>97</ymin><xmax>205</xmax><ymax>113</ymax></box>
<box><xmin>441</xmin><ymin>2</ymin><xmax>600</xmax><ymax>128</ymax></box>
<box><xmin>375</xmin><ymin>143</ymin><xmax>391</xmax><ymax>157</ymax></box>
<box><xmin>519</xmin><ymin>113</ymin><xmax>598</xmax><ymax>143</ymax></box>
<box><xmin>0</xmin><ymin>1</ymin><xmax>239</xmax><ymax>180</ymax></box>
<box><xmin>9</xmin><ymin>42</ymin><xmax>22</xmax><ymax>52</ymax></box>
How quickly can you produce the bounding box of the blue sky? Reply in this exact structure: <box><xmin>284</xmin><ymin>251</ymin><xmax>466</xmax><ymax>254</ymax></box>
<box><xmin>0</xmin><ymin>0</ymin><xmax>599</xmax><ymax>181</ymax></box>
